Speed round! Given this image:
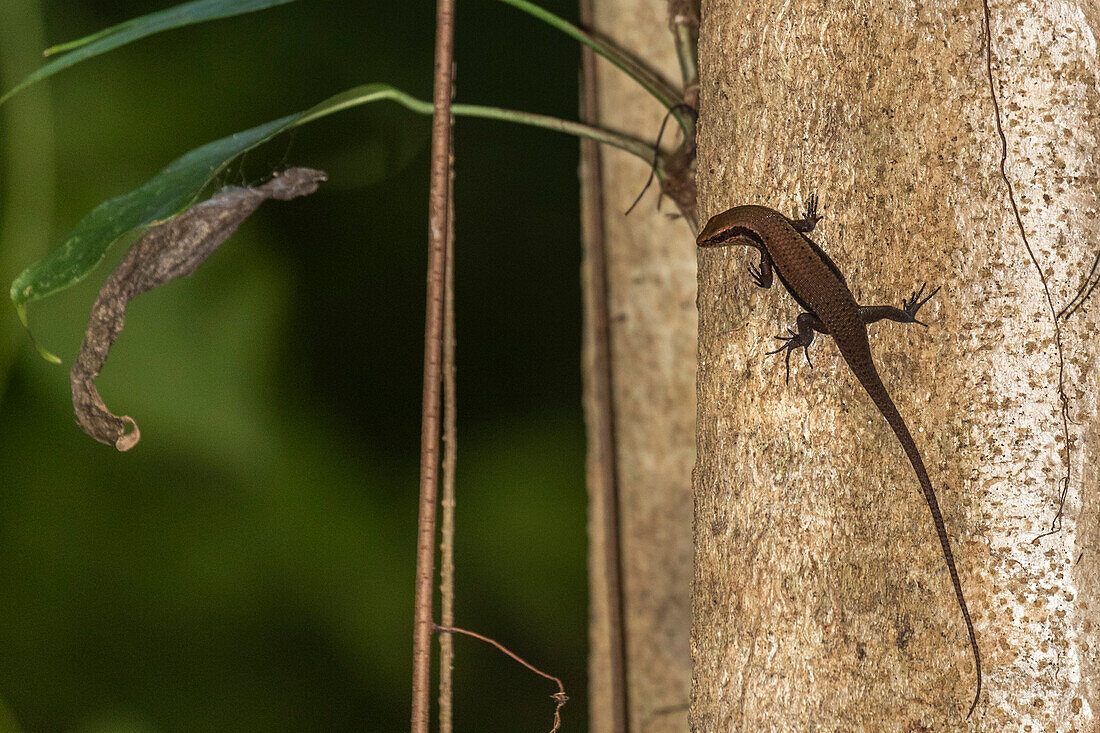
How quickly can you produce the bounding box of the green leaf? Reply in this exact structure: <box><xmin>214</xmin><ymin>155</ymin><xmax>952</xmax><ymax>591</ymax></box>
<box><xmin>492</xmin><ymin>0</ymin><xmax>693</xmax><ymax>136</ymax></box>
<box><xmin>10</xmin><ymin>113</ymin><xmax>297</xmax><ymax>315</ymax></box>
<box><xmin>11</xmin><ymin>83</ymin><xmax>655</xmax><ymax>359</ymax></box>
<box><xmin>0</xmin><ymin>0</ymin><xmax>296</xmax><ymax>105</ymax></box>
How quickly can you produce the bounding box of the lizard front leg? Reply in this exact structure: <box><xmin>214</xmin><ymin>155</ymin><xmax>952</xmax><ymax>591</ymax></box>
<box><xmin>748</xmin><ymin>249</ymin><xmax>774</xmax><ymax>289</ymax></box>
<box><xmin>766</xmin><ymin>311</ymin><xmax>827</xmax><ymax>383</ymax></box>
<box><xmin>860</xmin><ymin>283</ymin><xmax>941</xmax><ymax>327</ymax></box>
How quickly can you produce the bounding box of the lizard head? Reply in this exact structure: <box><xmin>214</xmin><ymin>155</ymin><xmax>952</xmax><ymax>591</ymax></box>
<box><xmin>696</xmin><ymin>209</ymin><xmax>742</xmax><ymax>247</ymax></box>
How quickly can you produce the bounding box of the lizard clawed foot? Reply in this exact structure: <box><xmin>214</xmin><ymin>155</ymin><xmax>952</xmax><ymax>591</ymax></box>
<box><xmin>765</xmin><ymin>328</ymin><xmax>813</xmax><ymax>384</ymax></box>
<box><xmin>902</xmin><ymin>283</ymin><xmax>942</xmax><ymax>326</ymax></box>
<box><xmin>789</xmin><ymin>194</ymin><xmax>823</xmax><ymax>234</ymax></box>
<box><xmin>748</xmin><ymin>263</ymin><xmax>768</xmax><ymax>288</ymax></box>
<box><xmin>803</xmin><ymin>193</ymin><xmax>822</xmax><ymax>226</ymax></box>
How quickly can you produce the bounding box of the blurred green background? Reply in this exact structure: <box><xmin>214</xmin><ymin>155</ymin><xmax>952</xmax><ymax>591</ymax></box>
<box><xmin>0</xmin><ymin>0</ymin><xmax>588</xmax><ymax>730</ymax></box>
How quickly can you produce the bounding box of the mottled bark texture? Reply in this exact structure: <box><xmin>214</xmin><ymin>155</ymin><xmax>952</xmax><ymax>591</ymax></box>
<box><xmin>72</xmin><ymin>168</ymin><xmax>326</xmax><ymax>450</ymax></box>
<box><xmin>582</xmin><ymin>1</ymin><xmax>698</xmax><ymax>731</ymax></box>
<box><xmin>693</xmin><ymin>0</ymin><xmax>1100</xmax><ymax>728</ymax></box>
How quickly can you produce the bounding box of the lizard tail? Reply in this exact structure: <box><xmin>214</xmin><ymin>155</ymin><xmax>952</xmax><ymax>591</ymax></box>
<box><xmin>854</xmin><ymin>362</ymin><xmax>982</xmax><ymax>718</ymax></box>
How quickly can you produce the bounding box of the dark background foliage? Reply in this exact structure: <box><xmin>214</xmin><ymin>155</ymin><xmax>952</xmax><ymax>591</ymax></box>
<box><xmin>0</xmin><ymin>0</ymin><xmax>588</xmax><ymax>729</ymax></box>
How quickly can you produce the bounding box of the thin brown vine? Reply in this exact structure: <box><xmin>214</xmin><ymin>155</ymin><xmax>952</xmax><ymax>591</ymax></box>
<box><xmin>434</xmin><ymin>624</ymin><xmax>568</xmax><ymax>732</ymax></box>
<box><xmin>438</xmin><ymin>139</ymin><xmax>458</xmax><ymax>732</ymax></box>
<box><xmin>1057</xmin><ymin>248</ymin><xmax>1100</xmax><ymax>321</ymax></box>
<box><xmin>411</xmin><ymin>0</ymin><xmax>456</xmax><ymax>727</ymax></box>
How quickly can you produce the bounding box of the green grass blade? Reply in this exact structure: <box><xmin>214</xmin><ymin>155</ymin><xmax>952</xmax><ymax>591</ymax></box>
<box><xmin>11</xmin><ymin>83</ymin><xmax>655</xmax><ymax>359</ymax></box>
<box><xmin>0</xmin><ymin>0</ymin><xmax>296</xmax><ymax>105</ymax></box>
<box><xmin>492</xmin><ymin>0</ymin><xmax>693</xmax><ymax>135</ymax></box>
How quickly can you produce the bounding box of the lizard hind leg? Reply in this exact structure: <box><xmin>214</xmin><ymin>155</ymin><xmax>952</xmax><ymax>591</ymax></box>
<box><xmin>860</xmin><ymin>283</ymin><xmax>942</xmax><ymax>327</ymax></box>
<box><xmin>790</xmin><ymin>193</ymin><xmax>823</xmax><ymax>233</ymax></box>
<box><xmin>766</xmin><ymin>312</ymin><xmax>826</xmax><ymax>384</ymax></box>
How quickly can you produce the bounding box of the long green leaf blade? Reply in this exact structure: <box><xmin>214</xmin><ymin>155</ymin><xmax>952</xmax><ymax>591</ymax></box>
<box><xmin>10</xmin><ymin>85</ymin><xmax>405</xmax><ymax>317</ymax></box>
<box><xmin>11</xmin><ymin>83</ymin><xmax>654</xmax><ymax>358</ymax></box>
<box><xmin>0</xmin><ymin>0</ymin><xmax>296</xmax><ymax>105</ymax></box>
<box><xmin>492</xmin><ymin>0</ymin><xmax>693</xmax><ymax>136</ymax></box>
<box><xmin>10</xmin><ymin>114</ymin><xmax>296</xmax><ymax>318</ymax></box>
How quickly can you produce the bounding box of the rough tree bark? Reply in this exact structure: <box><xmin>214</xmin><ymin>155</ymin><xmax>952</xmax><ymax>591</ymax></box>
<box><xmin>581</xmin><ymin>1</ymin><xmax>697</xmax><ymax>731</ymax></box>
<box><xmin>694</xmin><ymin>0</ymin><xmax>1099</xmax><ymax>728</ymax></box>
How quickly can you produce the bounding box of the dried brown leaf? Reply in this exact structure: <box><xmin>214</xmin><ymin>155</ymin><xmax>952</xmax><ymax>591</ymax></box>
<box><xmin>70</xmin><ymin>167</ymin><xmax>327</xmax><ymax>450</ymax></box>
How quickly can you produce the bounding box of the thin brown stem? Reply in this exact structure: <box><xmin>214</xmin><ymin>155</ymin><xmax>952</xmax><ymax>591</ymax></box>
<box><xmin>411</xmin><ymin>0</ymin><xmax>456</xmax><ymax>727</ymax></box>
<box><xmin>578</xmin><ymin>0</ymin><xmax>628</xmax><ymax>729</ymax></box>
<box><xmin>434</xmin><ymin>624</ymin><xmax>568</xmax><ymax>733</ymax></box>
<box><xmin>438</xmin><ymin>144</ymin><xmax>458</xmax><ymax>733</ymax></box>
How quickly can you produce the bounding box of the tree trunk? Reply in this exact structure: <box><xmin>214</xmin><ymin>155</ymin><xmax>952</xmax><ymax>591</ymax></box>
<box><xmin>693</xmin><ymin>0</ymin><xmax>1099</xmax><ymax>728</ymax></box>
<box><xmin>581</xmin><ymin>1</ymin><xmax>697</xmax><ymax>731</ymax></box>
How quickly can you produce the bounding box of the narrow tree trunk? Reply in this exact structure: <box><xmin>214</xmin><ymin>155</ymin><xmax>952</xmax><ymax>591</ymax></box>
<box><xmin>581</xmin><ymin>1</ymin><xmax>697</xmax><ymax>730</ymax></box>
<box><xmin>693</xmin><ymin>0</ymin><xmax>1098</xmax><ymax>727</ymax></box>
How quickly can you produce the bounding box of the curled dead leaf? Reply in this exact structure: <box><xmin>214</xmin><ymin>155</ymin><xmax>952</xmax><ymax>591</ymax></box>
<box><xmin>70</xmin><ymin>167</ymin><xmax>327</xmax><ymax>450</ymax></box>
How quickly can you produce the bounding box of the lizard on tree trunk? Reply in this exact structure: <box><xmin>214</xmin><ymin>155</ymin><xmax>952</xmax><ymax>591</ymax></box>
<box><xmin>696</xmin><ymin>196</ymin><xmax>981</xmax><ymax>718</ymax></box>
